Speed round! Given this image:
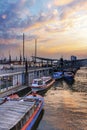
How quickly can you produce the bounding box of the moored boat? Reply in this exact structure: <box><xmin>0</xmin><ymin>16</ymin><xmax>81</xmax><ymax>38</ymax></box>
<box><xmin>63</xmin><ymin>71</ymin><xmax>74</xmax><ymax>80</ymax></box>
<box><xmin>0</xmin><ymin>97</ymin><xmax>7</xmax><ymax>105</ymax></box>
<box><xmin>31</xmin><ymin>76</ymin><xmax>55</xmax><ymax>93</ymax></box>
<box><xmin>0</xmin><ymin>93</ymin><xmax>44</xmax><ymax>130</ymax></box>
<box><xmin>52</xmin><ymin>71</ymin><xmax>63</xmax><ymax>80</ymax></box>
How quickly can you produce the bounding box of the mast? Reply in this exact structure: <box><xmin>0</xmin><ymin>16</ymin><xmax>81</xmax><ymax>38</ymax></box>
<box><xmin>9</xmin><ymin>50</ymin><xmax>11</xmax><ymax>64</ymax></box>
<box><xmin>23</xmin><ymin>33</ymin><xmax>25</xmax><ymax>65</ymax></box>
<box><xmin>35</xmin><ymin>39</ymin><xmax>37</xmax><ymax>64</ymax></box>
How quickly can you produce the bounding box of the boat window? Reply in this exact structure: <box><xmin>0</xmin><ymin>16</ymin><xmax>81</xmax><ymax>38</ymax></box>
<box><xmin>16</xmin><ymin>121</ymin><xmax>21</xmax><ymax>130</ymax></box>
<box><xmin>26</xmin><ymin>107</ymin><xmax>32</xmax><ymax>118</ymax></box>
<box><xmin>18</xmin><ymin>111</ymin><xmax>30</xmax><ymax>129</ymax></box>
<box><xmin>11</xmin><ymin>121</ymin><xmax>21</xmax><ymax>130</ymax></box>
<box><xmin>10</xmin><ymin>126</ymin><xmax>16</xmax><ymax>130</ymax></box>
<box><xmin>46</xmin><ymin>79</ymin><xmax>52</xmax><ymax>84</ymax></box>
<box><xmin>21</xmin><ymin>115</ymin><xmax>26</xmax><ymax>126</ymax></box>
<box><xmin>25</xmin><ymin>112</ymin><xmax>29</xmax><ymax>122</ymax></box>
<box><xmin>38</xmin><ymin>80</ymin><xmax>43</xmax><ymax>85</ymax></box>
<box><xmin>33</xmin><ymin>80</ymin><xmax>38</xmax><ymax>84</ymax></box>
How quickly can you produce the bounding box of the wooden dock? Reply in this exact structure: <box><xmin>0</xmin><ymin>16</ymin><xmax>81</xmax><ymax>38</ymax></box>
<box><xmin>0</xmin><ymin>85</ymin><xmax>31</xmax><ymax>98</ymax></box>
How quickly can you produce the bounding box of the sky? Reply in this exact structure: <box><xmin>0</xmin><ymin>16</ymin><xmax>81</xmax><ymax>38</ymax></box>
<box><xmin>0</xmin><ymin>0</ymin><xmax>87</xmax><ymax>60</ymax></box>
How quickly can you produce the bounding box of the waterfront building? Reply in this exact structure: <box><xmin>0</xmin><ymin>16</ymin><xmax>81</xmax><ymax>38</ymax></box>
<box><xmin>71</xmin><ymin>56</ymin><xmax>77</xmax><ymax>61</ymax></box>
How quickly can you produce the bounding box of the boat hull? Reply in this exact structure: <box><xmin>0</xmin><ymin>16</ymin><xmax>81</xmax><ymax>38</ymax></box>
<box><xmin>52</xmin><ymin>72</ymin><xmax>63</xmax><ymax>80</ymax></box>
<box><xmin>26</xmin><ymin>102</ymin><xmax>44</xmax><ymax>130</ymax></box>
<box><xmin>21</xmin><ymin>94</ymin><xmax>44</xmax><ymax>130</ymax></box>
<box><xmin>31</xmin><ymin>80</ymin><xmax>55</xmax><ymax>93</ymax></box>
<box><xmin>63</xmin><ymin>72</ymin><xmax>74</xmax><ymax>81</ymax></box>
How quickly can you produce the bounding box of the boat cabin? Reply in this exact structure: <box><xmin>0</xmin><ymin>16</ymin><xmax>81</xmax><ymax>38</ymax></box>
<box><xmin>32</xmin><ymin>79</ymin><xmax>44</xmax><ymax>86</ymax></box>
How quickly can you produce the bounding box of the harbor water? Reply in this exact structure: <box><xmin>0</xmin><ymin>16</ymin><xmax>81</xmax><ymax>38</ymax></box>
<box><xmin>36</xmin><ymin>69</ymin><xmax>87</xmax><ymax>130</ymax></box>
<box><xmin>0</xmin><ymin>67</ymin><xmax>87</xmax><ymax>130</ymax></box>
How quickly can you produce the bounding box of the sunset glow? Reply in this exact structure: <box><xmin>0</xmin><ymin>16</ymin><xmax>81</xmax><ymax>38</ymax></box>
<box><xmin>0</xmin><ymin>0</ymin><xmax>87</xmax><ymax>59</ymax></box>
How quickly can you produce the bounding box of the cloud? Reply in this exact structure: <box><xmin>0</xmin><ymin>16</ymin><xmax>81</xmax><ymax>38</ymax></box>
<box><xmin>58</xmin><ymin>0</ymin><xmax>87</xmax><ymax>19</ymax></box>
<box><xmin>0</xmin><ymin>43</ymin><xmax>19</xmax><ymax>49</ymax></box>
<box><xmin>54</xmin><ymin>0</ymin><xmax>74</xmax><ymax>6</ymax></box>
<box><xmin>53</xmin><ymin>9</ymin><xmax>58</xmax><ymax>16</ymax></box>
<box><xmin>2</xmin><ymin>14</ymin><xmax>7</xmax><ymax>19</ymax></box>
<box><xmin>0</xmin><ymin>0</ymin><xmax>87</xmax><ymax>59</ymax></box>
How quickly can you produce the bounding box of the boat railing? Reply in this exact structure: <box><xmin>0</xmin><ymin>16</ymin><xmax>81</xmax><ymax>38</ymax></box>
<box><xmin>45</xmin><ymin>78</ymin><xmax>53</xmax><ymax>85</ymax></box>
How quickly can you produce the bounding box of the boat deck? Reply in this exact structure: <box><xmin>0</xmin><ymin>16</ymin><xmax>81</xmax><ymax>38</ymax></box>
<box><xmin>0</xmin><ymin>99</ymin><xmax>35</xmax><ymax>130</ymax></box>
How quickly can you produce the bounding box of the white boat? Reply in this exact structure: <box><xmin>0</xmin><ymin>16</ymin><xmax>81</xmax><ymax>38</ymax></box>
<box><xmin>0</xmin><ymin>93</ymin><xmax>44</xmax><ymax>130</ymax></box>
<box><xmin>31</xmin><ymin>76</ymin><xmax>55</xmax><ymax>93</ymax></box>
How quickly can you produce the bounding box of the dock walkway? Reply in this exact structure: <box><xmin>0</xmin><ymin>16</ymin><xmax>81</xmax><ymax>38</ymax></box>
<box><xmin>0</xmin><ymin>85</ymin><xmax>29</xmax><ymax>98</ymax></box>
<box><xmin>0</xmin><ymin>67</ymin><xmax>52</xmax><ymax>97</ymax></box>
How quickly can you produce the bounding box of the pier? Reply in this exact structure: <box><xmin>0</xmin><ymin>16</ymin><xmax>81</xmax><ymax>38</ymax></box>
<box><xmin>0</xmin><ymin>66</ymin><xmax>52</xmax><ymax>97</ymax></box>
<box><xmin>0</xmin><ymin>56</ymin><xmax>87</xmax><ymax>97</ymax></box>
<box><xmin>0</xmin><ymin>1</ymin><xmax>87</xmax><ymax>129</ymax></box>
<box><xmin>0</xmin><ymin>58</ymin><xmax>87</xmax><ymax>130</ymax></box>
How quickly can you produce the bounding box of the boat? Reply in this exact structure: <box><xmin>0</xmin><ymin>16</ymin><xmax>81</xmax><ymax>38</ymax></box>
<box><xmin>0</xmin><ymin>94</ymin><xmax>19</xmax><ymax>105</ymax></box>
<box><xmin>31</xmin><ymin>76</ymin><xmax>55</xmax><ymax>93</ymax></box>
<box><xmin>0</xmin><ymin>93</ymin><xmax>44</xmax><ymax>130</ymax></box>
<box><xmin>0</xmin><ymin>97</ymin><xmax>7</xmax><ymax>105</ymax></box>
<box><xmin>52</xmin><ymin>71</ymin><xmax>63</xmax><ymax>80</ymax></box>
<box><xmin>63</xmin><ymin>71</ymin><xmax>74</xmax><ymax>80</ymax></box>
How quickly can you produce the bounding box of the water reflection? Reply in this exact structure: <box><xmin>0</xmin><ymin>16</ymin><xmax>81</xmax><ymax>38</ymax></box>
<box><xmin>31</xmin><ymin>109</ymin><xmax>44</xmax><ymax>130</ymax></box>
<box><xmin>37</xmin><ymin>75</ymin><xmax>87</xmax><ymax>130</ymax></box>
<box><xmin>64</xmin><ymin>78</ymin><xmax>75</xmax><ymax>85</ymax></box>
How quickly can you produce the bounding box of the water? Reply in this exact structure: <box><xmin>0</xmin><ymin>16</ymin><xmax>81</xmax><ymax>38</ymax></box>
<box><xmin>36</xmin><ymin>70</ymin><xmax>87</xmax><ymax>130</ymax></box>
<box><xmin>0</xmin><ymin>67</ymin><xmax>87</xmax><ymax>130</ymax></box>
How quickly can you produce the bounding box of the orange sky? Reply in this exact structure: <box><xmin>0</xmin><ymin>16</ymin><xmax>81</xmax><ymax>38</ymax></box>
<box><xmin>0</xmin><ymin>0</ymin><xmax>87</xmax><ymax>60</ymax></box>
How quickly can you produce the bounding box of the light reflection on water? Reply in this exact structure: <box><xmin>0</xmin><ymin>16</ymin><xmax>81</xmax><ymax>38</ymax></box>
<box><xmin>37</xmin><ymin>74</ymin><xmax>87</xmax><ymax>130</ymax></box>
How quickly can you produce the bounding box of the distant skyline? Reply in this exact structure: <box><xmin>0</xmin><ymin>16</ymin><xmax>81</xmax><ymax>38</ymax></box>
<box><xmin>0</xmin><ymin>0</ymin><xmax>87</xmax><ymax>60</ymax></box>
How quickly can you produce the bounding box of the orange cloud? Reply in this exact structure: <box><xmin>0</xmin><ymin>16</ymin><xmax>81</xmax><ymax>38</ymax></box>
<box><xmin>12</xmin><ymin>1</ymin><xmax>87</xmax><ymax>59</ymax></box>
<box><xmin>54</xmin><ymin>0</ymin><xmax>74</xmax><ymax>6</ymax></box>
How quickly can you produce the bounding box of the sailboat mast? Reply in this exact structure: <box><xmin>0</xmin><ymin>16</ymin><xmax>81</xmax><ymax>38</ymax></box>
<box><xmin>23</xmin><ymin>33</ymin><xmax>25</xmax><ymax>65</ymax></box>
<box><xmin>35</xmin><ymin>39</ymin><xmax>37</xmax><ymax>64</ymax></box>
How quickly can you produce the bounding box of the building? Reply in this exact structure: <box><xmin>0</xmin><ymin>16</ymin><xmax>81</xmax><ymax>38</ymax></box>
<box><xmin>71</xmin><ymin>56</ymin><xmax>77</xmax><ymax>61</ymax></box>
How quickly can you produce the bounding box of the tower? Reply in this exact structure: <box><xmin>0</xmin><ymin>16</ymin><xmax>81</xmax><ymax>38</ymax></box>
<box><xmin>9</xmin><ymin>51</ymin><xmax>11</xmax><ymax>63</ymax></box>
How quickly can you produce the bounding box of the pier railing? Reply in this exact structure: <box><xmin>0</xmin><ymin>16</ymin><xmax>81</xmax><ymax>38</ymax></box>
<box><xmin>0</xmin><ymin>67</ymin><xmax>52</xmax><ymax>94</ymax></box>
